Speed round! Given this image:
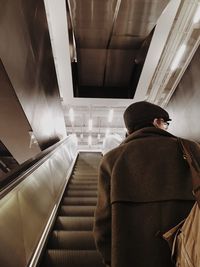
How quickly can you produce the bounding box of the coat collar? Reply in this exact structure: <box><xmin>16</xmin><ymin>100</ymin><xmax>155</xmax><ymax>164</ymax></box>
<box><xmin>122</xmin><ymin>127</ymin><xmax>176</xmax><ymax>144</ymax></box>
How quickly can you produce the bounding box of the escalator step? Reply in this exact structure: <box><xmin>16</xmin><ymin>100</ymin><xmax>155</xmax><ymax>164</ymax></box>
<box><xmin>71</xmin><ymin>175</ymin><xmax>98</xmax><ymax>181</ymax></box>
<box><xmin>73</xmin><ymin>172</ymin><xmax>97</xmax><ymax>175</ymax></box>
<box><xmin>66</xmin><ymin>190</ymin><xmax>97</xmax><ymax>197</ymax></box>
<box><xmin>70</xmin><ymin>180</ymin><xmax>97</xmax><ymax>185</ymax></box>
<box><xmin>55</xmin><ymin>217</ymin><xmax>94</xmax><ymax>231</ymax></box>
<box><xmin>70</xmin><ymin>179</ymin><xmax>97</xmax><ymax>182</ymax></box>
<box><xmin>62</xmin><ymin>197</ymin><xmax>97</xmax><ymax>206</ymax></box>
<box><xmin>76</xmin><ymin>170</ymin><xmax>97</xmax><ymax>172</ymax></box>
<box><xmin>73</xmin><ymin>168</ymin><xmax>97</xmax><ymax>171</ymax></box>
<box><xmin>71</xmin><ymin>175</ymin><xmax>98</xmax><ymax>179</ymax></box>
<box><xmin>67</xmin><ymin>184</ymin><xmax>97</xmax><ymax>190</ymax></box>
<box><xmin>59</xmin><ymin>206</ymin><xmax>95</xmax><ymax>216</ymax></box>
<box><xmin>49</xmin><ymin>231</ymin><xmax>95</xmax><ymax>249</ymax></box>
<box><xmin>71</xmin><ymin>176</ymin><xmax>98</xmax><ymax>179</ymax></box>
<box><xmin>43</xmin><ymin>249</ymin><xmax>105</xmax><ymax>267</ymax></box>
<box><xmin>69</xmin><ymin>182</ymin><xmax>97</xmax><ymax>186</ymax></box>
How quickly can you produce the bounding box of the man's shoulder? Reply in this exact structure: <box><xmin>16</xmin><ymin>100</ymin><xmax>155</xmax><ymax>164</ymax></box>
<box><xmin>101</xmin><ymin>144</ymin><xmax>125</xmax><ymax>166</ymax></box>
<box><xmin>103</xmin><ymin>144</ymin><xmax>124</xmax><ymax>158</ymax></box>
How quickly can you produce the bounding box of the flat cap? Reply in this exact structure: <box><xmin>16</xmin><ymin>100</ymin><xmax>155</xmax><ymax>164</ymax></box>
<box><xmin>123</xmin><ymin>101</ymin><xmax>171</xmax><ymax>130</ymax></box>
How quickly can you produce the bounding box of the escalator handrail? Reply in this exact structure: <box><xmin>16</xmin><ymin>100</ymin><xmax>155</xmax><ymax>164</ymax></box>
<box><xmin>0</xmin><ymin>135</ymin><xmax>77</xmax><ymax>198</ymax></box>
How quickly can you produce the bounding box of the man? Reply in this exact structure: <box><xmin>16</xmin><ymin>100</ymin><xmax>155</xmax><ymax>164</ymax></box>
<box><xmin>93</xmin><ymin>101</ymin><xmax>199</xmax><ymax>267</ymax></box>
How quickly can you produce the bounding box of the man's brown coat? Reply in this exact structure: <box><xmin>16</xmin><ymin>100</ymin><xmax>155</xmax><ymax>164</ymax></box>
<box><xmin>93</xmin><ymin>127</ymin><xmax>200</xmax><ymax>267</ymax></box>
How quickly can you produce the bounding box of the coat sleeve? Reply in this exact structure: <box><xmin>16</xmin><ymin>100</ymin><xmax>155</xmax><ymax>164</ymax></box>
<box><xmin>93</xmin><ymin>159</ymin><xmax>111</xmax><ymax>265</ymax></box>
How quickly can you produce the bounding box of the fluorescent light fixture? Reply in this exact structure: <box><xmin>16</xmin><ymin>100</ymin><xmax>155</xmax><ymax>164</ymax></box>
<box><xmin>69</xmin><ymin>108</ymin><xmax>74</xmax><ymax>122</ymax></box>
<box><xmin>29</xmin><ymin>131</ymin><xmax>38</xmax><ymax>148</ymax></box>
<box><xmin>88</xmin><ymin>119</ymin><xmax>93</xmax><ymax>131</ymax></box>
<box><xmin>171</xmin><ymin>44</ymin><xmax>186</xmax><ymax>71</ymax></box>
<box><xmin>88</xmin><ymin>135</ymin><xmax>92</xmax><ymax>146</ymax></box>
<box><xmin>29</xmin><ymin>131</ymin><xmax>35</xmax><ymax>140</ymax></box>
<box><xmin>105</xmin><ymin>128</ymin><xmax>110</xmax><ymax>136</ymax></box>
<box><xmin>193</xmin><ymin>4</ymin><xmax>200</xmax><ymax>24</ymax></box>
<box><xmin>108</xmin><ymin>109</ymin><xmax>114</xmax><ymax>123</ymax></box>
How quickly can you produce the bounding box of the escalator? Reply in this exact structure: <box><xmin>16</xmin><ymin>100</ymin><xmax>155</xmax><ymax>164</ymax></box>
<box><xmin>40</xmin><ymin>152</ymin><xmax>105</xmax><ymax>267</ymax></box>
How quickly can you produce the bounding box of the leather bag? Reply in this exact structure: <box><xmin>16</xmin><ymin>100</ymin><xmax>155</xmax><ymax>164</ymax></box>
<box><xmin>163</xmin><ymin>138</ymin><xmax>200</xmax><ymax>267</ymax></box>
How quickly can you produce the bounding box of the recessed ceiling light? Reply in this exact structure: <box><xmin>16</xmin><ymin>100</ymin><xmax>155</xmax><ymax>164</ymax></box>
<box><xmin>88</xmin><ymin>135</ymin><xmax>92</xmax><ymax>146</ymax></box>
<box><xmin>88</xmin><ymin>119</ymin><xmax>93</xmax><ymax>131</ymax></box>
<box><xmin>108</xmin><ymin>109</ymin><xmax>114</xmax><ymax>123</ymax></box>
<box><xmin>69</xmin><ymin>108</ymin><xmax>74</xmax><ymax>122</ymax></box>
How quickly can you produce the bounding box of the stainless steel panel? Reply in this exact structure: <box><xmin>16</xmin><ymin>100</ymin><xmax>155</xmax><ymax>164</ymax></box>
<box><xmin>0</xmin><ymin>59</ymin><xmax>41</xmax><ymax>164</ymax></box>
<box><xmin>105</xmin><ymin>49</ymin><xmax>138</xmax><ymax>86</ymax></box>
<box><xmin>78</xmin><ymin>49</ymin><xmax>106</xmax><ymax>86</ymax></box>
<box><xmin>0</xmin><ymin>0</ymin><xmax>66</xmax><ymax>149</ymax></box>
<box><xmin>0</xmin><ymin>136</ymin><xmax>77</xmax><ymax>267</ymax></box>
<box><xmin>167</xmin><ymin>44</ymin><xmax>200</xmax><ymax>142</ymax></box>
<box><xmin>70</xmin><ymin>0</ymin><xmax>118</xmax><ymax>48</ymax></box>
<box><xmin>115</xmin><ymin>0</ymin><xmax>168</xmax><ymax>37</ymax></box>
<box><xmin>0</xmin><ymin>194</ymin><xmax>26</xmax><ymax>267</ymax></box>
<box><xmin>70</xmin><ymin>0</ymin><xmax>169</xmax><ymax>96</ymax></box>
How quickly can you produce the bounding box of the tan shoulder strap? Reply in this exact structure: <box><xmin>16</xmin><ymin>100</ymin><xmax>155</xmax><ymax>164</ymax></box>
<box><xmin>178</xmin><ymin>138</ymin><xmax>200</xmax><ymax>207</ymax></box>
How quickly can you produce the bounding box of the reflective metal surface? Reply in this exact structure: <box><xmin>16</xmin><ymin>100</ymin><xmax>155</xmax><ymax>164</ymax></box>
<box><xmin>0</xmin><ymin>58</ymin><xmax>41</xmax><ymax>164</ymax></box>
<box><xmin>167</xmin><ymin>44</ymin><xmax>200</xmax><ymax>142</ymax></box>
<box><xmin>0</xmin><ymin>135</ymin><xmax>77</xmax><ymax>267</ymax></box>
<box><xmin>0</xmin><ymin>0</ymin><xmax>66</xmax><ymax>150</ymax></box>
<box><xmin>69</xmin><ymin>0</ymin><xmax>169</xmax><ymax>97</ymax></box>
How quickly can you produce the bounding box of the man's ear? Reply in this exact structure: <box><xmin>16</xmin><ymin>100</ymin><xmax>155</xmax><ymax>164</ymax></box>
<box><xmin>126</xmin><ymin>131</ymin><xmax>131</xmax><ymax>136</ymax></box>
<box><xmin>153</xmin><ymin>118</ymin><xmax>159</xmax><ymax>128</ymax></box>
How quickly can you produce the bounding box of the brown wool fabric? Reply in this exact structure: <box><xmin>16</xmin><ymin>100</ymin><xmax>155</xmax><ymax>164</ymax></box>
<box><xmin>93</xmin><ymin>127</ymin><xmax>196</xmax><ymax>267</ymax></box>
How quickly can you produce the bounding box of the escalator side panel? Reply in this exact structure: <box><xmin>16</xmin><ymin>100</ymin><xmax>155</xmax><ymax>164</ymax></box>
<box><xmin>0</xmin><ymin>139</ymin><xmax>77</xmax><ymax>267</ymax></box>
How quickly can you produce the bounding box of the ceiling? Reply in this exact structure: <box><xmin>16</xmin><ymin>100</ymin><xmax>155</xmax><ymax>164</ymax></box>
<box><xmin>44</xmin><ymin>0</ymin><xmax>200</xmax><ymax>149</ymax></box>
<box><xmin>68</xmin><ymin>0</ymin><xmax>169</xmax><ymax>98</ymax></box>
